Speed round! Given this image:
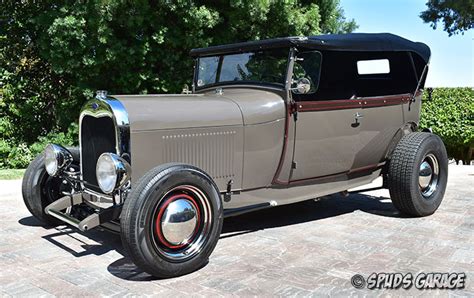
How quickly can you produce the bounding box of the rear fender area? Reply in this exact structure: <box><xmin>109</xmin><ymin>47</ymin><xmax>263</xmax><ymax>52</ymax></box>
<box><xmin>384</xmin><ymin>122</ymin><xmax>417</xmax><ymax>161</ymax></box>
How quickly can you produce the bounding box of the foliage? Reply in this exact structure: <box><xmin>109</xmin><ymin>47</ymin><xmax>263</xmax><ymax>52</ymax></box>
<box><xmin>420</xmin><ymin>87</ymin><xmax>474</xmax><ymax>164</ymax></box>
<box><xmin>0</xmin><ymin>139</ymin><xmax>12</xmax><ymax>168</ymax></box>
<box><xmin>0</xmin><ymin>0</ymin><xmax>357</xmax><ymax>169</ymax></box>
<box><xmin>29</xmin><ymin>122</ymin><xmax>79</xmax><ymax>157</ymax></box>
<box><xmin>420</xmin><ymin>0</ymin><xmax>473</xmax><ymax>36</ymax></box>
<box><xmin>5</xmin><ymin>143</ymin><xmax>34</xmax><ymax>169</ymax></box>
<box><xmin>309</xmin><ymin>0</ymin><xmax>358</xmax><ymax>34</ymax></box>
<box><xmin>1</xmin><ymin>122</ymin><xmax>78</xmax><ymax>169</ymax></box>
<box><xmin>0</xmin><ymin>0</ymin><xmax>356</xmax><ymax>138</ymax></box>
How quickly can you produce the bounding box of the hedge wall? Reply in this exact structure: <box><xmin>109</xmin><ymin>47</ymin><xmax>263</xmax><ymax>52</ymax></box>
<box><xmin>420</xmin><ymin>87</ymin><xmax>473</xmax><ymax>164</ymax></box>
<box><xmin>0</xmin><ymin>87</ymin><xmax>472</xmax><ymax>169</ymax></box>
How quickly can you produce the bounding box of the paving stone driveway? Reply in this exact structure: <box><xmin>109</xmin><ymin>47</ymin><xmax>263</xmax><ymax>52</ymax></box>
<box><xmin>1</xmin><ymin>165</ymin><xmax>473</xmax><ymax>296</ymax></box>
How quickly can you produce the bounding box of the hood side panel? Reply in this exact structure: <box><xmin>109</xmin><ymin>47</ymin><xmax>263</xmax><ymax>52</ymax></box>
<box><xmin>130</xmin><ymin>126</ymin><xmax>244</xmax><ymax>191</ymax></box>
<box><xmin>115</xmin><ymin>94</ymin><xmax>243</xmax><ymax>131</ymax></box>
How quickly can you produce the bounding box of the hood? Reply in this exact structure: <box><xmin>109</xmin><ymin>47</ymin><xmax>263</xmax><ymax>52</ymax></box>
<box><xmin>114</xmin><ymin>94</ymin><xmax>243</xmax><ymax>132</ymax></box>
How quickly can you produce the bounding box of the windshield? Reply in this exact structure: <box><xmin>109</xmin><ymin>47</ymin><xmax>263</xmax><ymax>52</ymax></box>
<box><xmin>195</xmin><ymin>48</ymin><xmax>289</xmax><ymax>89</ymax></box>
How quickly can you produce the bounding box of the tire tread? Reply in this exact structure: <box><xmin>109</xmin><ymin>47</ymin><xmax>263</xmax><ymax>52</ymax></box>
<box><xmin>387</xmin><ymin>132</ymin><xmax>447</xmax><ymax>216</ymax></box>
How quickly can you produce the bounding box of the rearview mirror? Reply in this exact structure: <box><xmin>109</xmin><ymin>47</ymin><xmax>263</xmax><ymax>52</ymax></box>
<box><xmin>291</xmin><ymin>78</ymin><xmax>311</xmax><ymax>94</ymax></box>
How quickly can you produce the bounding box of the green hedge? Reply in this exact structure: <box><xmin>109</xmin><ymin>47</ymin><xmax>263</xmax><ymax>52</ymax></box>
<box><xmin>0</xmin><ymin>87</ymin><xmax>472</xmax><ymax>169</ymax></box>
<box><xmin>0</xmin><ymin>123</ymin><xmax>78</xmax><ymax>169</ymax></box>
<box><xmin>420</xmin><ymin>87</ymin><xmax>473</xmax><ymax>165</ymax></box>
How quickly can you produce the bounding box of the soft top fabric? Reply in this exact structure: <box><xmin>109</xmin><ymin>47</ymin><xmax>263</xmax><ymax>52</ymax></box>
<box><xmin>190</xmin><ymin>33</ymin><xmax>431</xmax><ymax>64</ymax></box>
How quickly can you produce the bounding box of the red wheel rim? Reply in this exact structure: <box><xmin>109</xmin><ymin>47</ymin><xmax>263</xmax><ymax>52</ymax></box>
<box><xmin>154</xmin><ymin>193</ymin><xmax>201</xmax><ymax>249</ymax></box>
<box><xmin>150</xmin><ymin>185</ymin><xmax>212</xmax><ymax>261</ymax></box>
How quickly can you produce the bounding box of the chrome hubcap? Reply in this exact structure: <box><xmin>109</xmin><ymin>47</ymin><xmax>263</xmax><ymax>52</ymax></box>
<box><xmin>418</xmin><ymin>161</ymin><xmax>432</xmax><ymax>189</ymax></box>
<box><xmin>161</xmin><ymin>198</ymin><xmax>198</xmax><ymax>246</ymax></box>
<box><xmin>152</xmin><ymin>185</ymin><xmax>211</xmax><ymax>261</ymax></box>
<box><xmin>419</xmin><ymin>153</ymin><xmax>439</xmax><ymax>198</ymax></box>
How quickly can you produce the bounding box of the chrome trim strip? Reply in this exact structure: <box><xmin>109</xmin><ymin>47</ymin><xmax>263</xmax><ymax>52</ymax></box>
<box><xmin>83</xmin><ymin>188</ymin><xmax>114</xmax><ymax>201</ymax></box>
<box><xmin>79</xmin><ymin>95</ymin><xmax>131</xmax><ymax>194</ymax></box>
<box><xmin>83</xmin><ymin>182</ymin><xmax>117</xmax><ymax>209</ymax></box>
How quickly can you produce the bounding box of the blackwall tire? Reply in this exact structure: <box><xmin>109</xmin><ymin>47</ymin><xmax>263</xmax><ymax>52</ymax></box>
<box><xmin>387</xmin><ymin>132</ymin><xmax>448</xmax><ymax>216</ymax></box>
<box><xmin>21</xmin><ymin>147</ymin><xmax>80</xmax><ymax>226</ymax></box>
<box><xmin>120</xmin><ymin>163</ymin><xmax>223</xmax><ymax>278</ymax></box>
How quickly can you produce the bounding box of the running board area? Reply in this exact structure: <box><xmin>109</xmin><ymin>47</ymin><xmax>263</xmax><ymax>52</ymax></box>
<box><xmin>45</xmin><ymin>194</ymin><xmax>122</xmax><ymax>231</ymax></box>
<box><xmin>224</xmin><ymin>201</ymin><xmax>277</xmax><ymax>218</ymax></box>
<box><xmin>348</xmin><ymin>186</ymin><xmax>385</xmax><ymax>194</ymax></box>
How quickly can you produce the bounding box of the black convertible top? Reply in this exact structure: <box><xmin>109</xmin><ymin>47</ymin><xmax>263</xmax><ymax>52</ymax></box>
<box><xmin>190</xmin><ymin>33</ymin><xmax>431</xmax><ymax>63</ymax></box>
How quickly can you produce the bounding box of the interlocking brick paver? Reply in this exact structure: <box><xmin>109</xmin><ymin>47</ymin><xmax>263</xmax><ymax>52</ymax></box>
<box><xmin>0</xmin><ymin>165</ymin><xmax>472</xmax><ymax>296</ymax></box>
<box><xmin>2</xmin><ymin>281</ymin><xmax>54</xmax><ymax>297</ymax></box>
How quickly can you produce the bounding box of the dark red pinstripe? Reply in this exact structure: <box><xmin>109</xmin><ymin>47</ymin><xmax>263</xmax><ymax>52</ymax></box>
<box><xmin>296</xmin><ymin>93</ymin><xmax>411</xmax><ymax>112</ymax></box>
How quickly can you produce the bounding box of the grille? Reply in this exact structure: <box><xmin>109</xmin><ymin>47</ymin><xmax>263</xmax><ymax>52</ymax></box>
<box><xmin>80</xmin><ymin>115</ymin><xmax>116</xmax><ymax>192</ymax></box>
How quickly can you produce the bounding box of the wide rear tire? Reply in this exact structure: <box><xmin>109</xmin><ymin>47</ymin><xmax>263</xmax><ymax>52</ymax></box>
<box><xmin>120</xmin><ymin>163</ymin><xmax>223</xmax><ymax>278</ymax></box>
<box><xmin>387</xmin><ymin>132</ymin><xmax>448</xmax><ymax>216</ymax></box>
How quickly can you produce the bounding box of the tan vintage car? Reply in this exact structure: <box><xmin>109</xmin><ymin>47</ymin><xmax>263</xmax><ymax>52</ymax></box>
<box><xmin>23</xmin><ymin>33</ymin><xmax>448</xmax><ymax>278</ymax></box>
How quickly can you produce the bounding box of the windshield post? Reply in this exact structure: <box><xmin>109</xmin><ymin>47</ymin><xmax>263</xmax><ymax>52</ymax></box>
<box><xmin>285</xmin><ymin>47</ymin><xmax>297</xmax><ymax>103</ymax></box>
<box><xmin>192</xmin><ymin>58</ymin><xmax>198</xmax><ymax>93</ymax></box>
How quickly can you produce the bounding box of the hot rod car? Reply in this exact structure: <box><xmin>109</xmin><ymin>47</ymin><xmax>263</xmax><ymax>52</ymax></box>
<box><xmin>22</xmin><ymin>33</ymin><xmax>448</xmax><ymax>278</ymax></box>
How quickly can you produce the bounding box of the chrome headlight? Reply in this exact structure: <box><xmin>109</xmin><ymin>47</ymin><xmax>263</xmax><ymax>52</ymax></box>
<box><xmin>44</xmin><ymin>144</ymin><xmax>73</xmax><ymax>176</ymax></box>
<box><xmin>96</xmin><ymin>153</ymin><xmax>131</xmax><ymax>194</ymax></box>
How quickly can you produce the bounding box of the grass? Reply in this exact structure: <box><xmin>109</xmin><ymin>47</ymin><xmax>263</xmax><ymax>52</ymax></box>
<box><xmin>0</xmin><ymin>169</ymin><xmax>25</xmax><ymax>180</ymax></box>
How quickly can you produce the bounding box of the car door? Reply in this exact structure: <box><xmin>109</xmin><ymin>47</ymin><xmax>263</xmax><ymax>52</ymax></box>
<box><xmin>351</xmin><ymin>58</ymin><xmax>412</xmax><ymax>170</ymax></box>
<box><xmin>291</xmin><ymin>102</ymin><xmax>362</xmax><ymax>181</ymax></box>
<box><xmin>353</xmin><ymin>95</ymin><xmax>408</xmax><ymax>170</ymax></box>
<box><xmin>290</xmin><ymin>51</ymin><xmax>362</xmax><ymax>181</ymax></box>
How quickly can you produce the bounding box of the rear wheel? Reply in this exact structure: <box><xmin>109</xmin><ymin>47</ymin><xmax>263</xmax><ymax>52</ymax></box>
<box><xmin>120</xmin><ymin>163</ymin><xmax>223</xmax><ymax>278</ymax></box>
<box><xmin>387</xmin><ymin>132</ymin><xmax>448</xmax><ymax>216</ymax></box>
<box><xmin>22</xmin><ymin>147</ymin><xmax>80</xmax><ymax>226</ymax></box>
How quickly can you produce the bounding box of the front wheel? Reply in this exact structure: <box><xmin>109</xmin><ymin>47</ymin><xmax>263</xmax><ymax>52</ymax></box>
<box><xmin>22</xmin><ymin>147</ymin><xmax>80</xmax><ymax>226</ymax></box>
<box><xmin>120</xmin><ymin>163</ymin><xmax>223</xmax><ymax>278</ymax></box>
<box><xmin>387</xmin><ymin>132</ymin><xmax>448</xmax><ymax>216</ymax></box>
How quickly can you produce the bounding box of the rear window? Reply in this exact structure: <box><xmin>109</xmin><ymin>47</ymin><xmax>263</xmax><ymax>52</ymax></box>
<box><xmin>357</xmin><ymin>59</ymin><xmax>390</xmax><ymax>75</ymax></box>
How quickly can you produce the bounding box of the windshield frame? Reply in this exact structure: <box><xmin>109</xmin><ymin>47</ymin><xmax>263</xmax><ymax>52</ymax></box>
<box><xmin>193</xmin><ymin>48</ymin><xmax>293</xmax><ymax>92</ymax></box>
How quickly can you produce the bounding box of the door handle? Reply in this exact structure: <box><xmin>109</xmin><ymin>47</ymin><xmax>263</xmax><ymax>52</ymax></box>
<box><xmin>354</xmin><ymin>112</ymin><xmax>364</xmax><ymax>120</ymax></box>
<box><xmin>351</xmin><ymin>112</ymin><xmax>363</xmax><ymax>128</ymax></box>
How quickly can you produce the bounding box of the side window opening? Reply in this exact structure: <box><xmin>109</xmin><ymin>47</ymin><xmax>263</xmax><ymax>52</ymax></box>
<box><xmin>291</xmin><ymin>50</ymin><xmax>322</xmax><ymax>101</ymax></box>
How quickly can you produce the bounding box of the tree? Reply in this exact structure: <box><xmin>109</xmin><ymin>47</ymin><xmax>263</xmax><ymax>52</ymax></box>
<box><xmin>0</xmin><ymin>0</ymin><xmax>357</xmax><ymax>147</ymax></box>
<box><xmin>306</xmin><ymin>0</ymin><xmax>358</xmax><ymax>34</ymax></box>
<box><xmin>420</xmin><ymin>0</ymin><xmax>473</xmax><ymax>36</ymax></box>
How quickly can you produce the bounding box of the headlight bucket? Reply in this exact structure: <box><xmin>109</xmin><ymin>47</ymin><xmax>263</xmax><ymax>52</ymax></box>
<box><xmin>44</xmin><ymin>144</ymin><xmax>73</xmax><ymax>176</ymax></box>
<box><xmin>96</xmin><ymin>153</ymin><xmax>131</xmax><ymax>194</ymax></box>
